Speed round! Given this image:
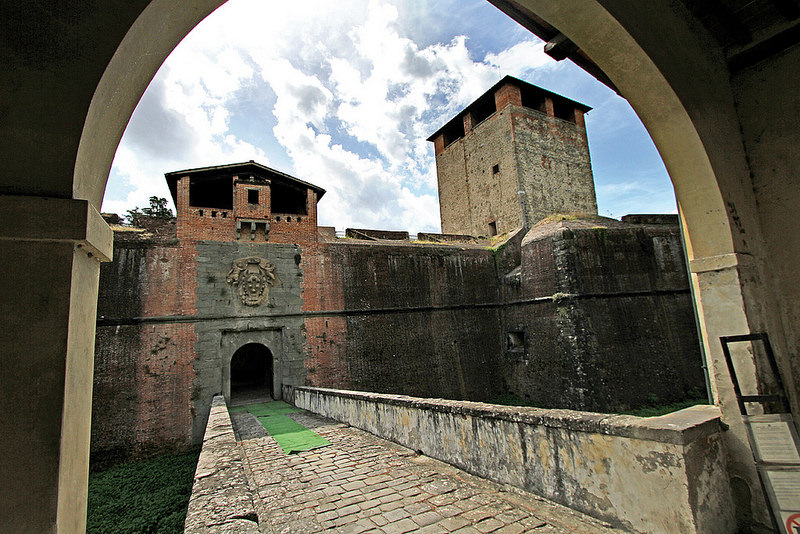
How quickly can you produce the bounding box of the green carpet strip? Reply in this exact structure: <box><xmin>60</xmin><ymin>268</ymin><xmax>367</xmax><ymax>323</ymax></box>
<box><xmin>230</xmin><ymin>401</ymin><xmax>331</xmax><ymax>454</ymax></box>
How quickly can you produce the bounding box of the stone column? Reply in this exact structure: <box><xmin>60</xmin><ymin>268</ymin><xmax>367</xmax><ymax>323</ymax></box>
<box><xmin>0</xmin><ymin>196</ymin><xmax>112</xmax><ymax>533</ymax></box>
<box><xmin>688</xmin><ymin>251</ymin><xmax>770</xmax><ymax>521</ymax></box>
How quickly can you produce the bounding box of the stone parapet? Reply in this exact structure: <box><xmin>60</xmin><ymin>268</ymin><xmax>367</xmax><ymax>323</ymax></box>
<box><xmin>184</xmin><ymin>396</ymin><xmax>258</xmax><ymax>533</ymax></box>
<box><xmin>291</xmin><ymin>386</ymin><xmax>736</xmax><ymax>534</ymax></box>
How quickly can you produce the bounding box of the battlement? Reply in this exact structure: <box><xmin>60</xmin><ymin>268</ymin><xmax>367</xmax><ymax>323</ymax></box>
<box><xmin>165</xmin><ymin>161</ymin><xmax>324</xmax><ymax>243</ymax></box>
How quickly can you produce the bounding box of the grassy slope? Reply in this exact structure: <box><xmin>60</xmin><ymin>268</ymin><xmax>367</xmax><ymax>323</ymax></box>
<box><xmin>87</xmin><ymin>450</ymin><xmax>200</xmax><ymax>534</ymax></box>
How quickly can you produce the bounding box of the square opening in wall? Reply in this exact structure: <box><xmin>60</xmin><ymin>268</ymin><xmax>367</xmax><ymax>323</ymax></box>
<box><xmin>492</xmin><ymin>164</ymin><xmax>500</xmax><ymax>175</ymax></box>
<box><xmin>507</xmin><ymin>331</ymin><xmax>525</xmax><ymax>351</ymax></box>
<box><xmin>488</xmin><ymin>221</ymin><xmax>498</xmax><ymax>237</ymax></box>
<box><xmin>248</xmin><ymin>189</ymin><xmax>259</xmax><ymax>204</ymax></box>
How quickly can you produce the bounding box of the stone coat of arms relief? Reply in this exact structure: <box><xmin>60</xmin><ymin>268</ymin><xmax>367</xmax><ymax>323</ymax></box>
<box><xmin>226</xmin><ymin>257</ymin><xmax>281</xmax><ymax>306</ymax></box>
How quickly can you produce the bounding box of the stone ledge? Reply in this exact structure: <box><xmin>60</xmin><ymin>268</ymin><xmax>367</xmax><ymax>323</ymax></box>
<box><xmin>184</xmin><ymin>395</ymin><xmax>258</xmax><ymax>533</ymax></box>
<box><xmin>292</xmin><ymin>386</ymin><xmax>734</xmax><ymax>534</ymax></box>
<box><xmin>293</xmin><ymin>386</ymin><xmax>722</xmax><ymax>445</ymax></box>
<box><xmin>0</xmin><ymin>195</ymin><xmax>113</xmax><ymax>261</ymax></box>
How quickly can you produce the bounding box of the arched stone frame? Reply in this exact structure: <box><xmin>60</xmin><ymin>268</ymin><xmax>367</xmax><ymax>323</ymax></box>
<box><xmin>219</xmin><ymin>328</ymin><xmax>284</xmax><ymax>405</ymax></box>
<box><xmin>4</xmin><ymin>0</ymin><xmax>790</xmax><ymax>530</ymax></box>
<box><xmin>490</xmin><ymin>1</ymin><xmax>776</xmax><ymax>525</ymax></box>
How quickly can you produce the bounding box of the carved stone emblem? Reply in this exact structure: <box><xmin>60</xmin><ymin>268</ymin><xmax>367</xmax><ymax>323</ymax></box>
<box><xmin>226</xmin><ymin>257</ymin><xmax>280</xmax><ymax>306</ymax></box>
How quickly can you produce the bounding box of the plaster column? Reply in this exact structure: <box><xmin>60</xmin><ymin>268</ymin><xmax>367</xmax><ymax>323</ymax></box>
<box><xmin>0</xmin><ymin>196</ymin><xmax>112</xmax><ymax>533</ymax></box>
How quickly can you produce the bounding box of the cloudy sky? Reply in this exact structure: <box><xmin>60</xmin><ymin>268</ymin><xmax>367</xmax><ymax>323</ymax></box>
<box><xmin>102</xmin><ymin>0</ymin><xmax>677</xmax><ymax>233</ymax></box>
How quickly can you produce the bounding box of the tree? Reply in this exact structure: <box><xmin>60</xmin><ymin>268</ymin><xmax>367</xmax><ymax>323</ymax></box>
<box><xmin>126</xmin><ymin>196</ymin><xmax>174</xmax><ymax>225</ymax></box>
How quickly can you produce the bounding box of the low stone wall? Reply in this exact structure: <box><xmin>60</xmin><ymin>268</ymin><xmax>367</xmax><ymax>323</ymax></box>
<box><xmin>184</xmin><ymin>396</ymin><xmax>258</xmax><ymax>533</ymax></box>
<box><xmin>289</xmin><ymin>386</ymin><xmax>736</xmax><ymax>534</ymax></box>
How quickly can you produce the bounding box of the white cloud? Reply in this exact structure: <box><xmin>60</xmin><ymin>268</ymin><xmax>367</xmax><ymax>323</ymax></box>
<box><xmin>484</xmin><ymin>40</ymin><xmax>555</xmax><ymax>75</ymax></box>
<box><xmin>103</xmin><ymin>0</ymin><xmax>670</xmax><ymax>233</ymax></box>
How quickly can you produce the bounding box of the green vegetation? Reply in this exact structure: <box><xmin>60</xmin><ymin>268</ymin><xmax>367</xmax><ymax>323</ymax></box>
<box><xmin>87</xmin><ymin>449</ymin><xmax>199</xmax><ymax>534</ymax></box>
<box><xmin>486</xmin><ymin>393</ymin><xmax>543</xmax><ymax>408</ymax></box>
<box><xmin>126</xmin><ymin>196</ymin><xmax>174</xmax><ymax>225</ymax></box>
<box><xmin>618</xmin><ymin>399</ymin><xmax>707</xmax><ymax>417</ymax></box>
<box><xmin>486</xmin><ymin>391</ymin><xmax>709</xmax><ymax>417</ymax></box>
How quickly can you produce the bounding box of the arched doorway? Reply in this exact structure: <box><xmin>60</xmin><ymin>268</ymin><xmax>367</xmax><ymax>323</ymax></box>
<box><xmin>4</xmin><ymin>1</ymin><xmax>797</xmax><ymax>531</ymax></box>
<box><xmin>230</xmin><ymin>343</ymin><xmax>273</xmax><ymax>405</ymax></box>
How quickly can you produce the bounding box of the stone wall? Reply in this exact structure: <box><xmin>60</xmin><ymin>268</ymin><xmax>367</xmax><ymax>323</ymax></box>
<box><xmin>301</xmin><ymin>241</ymin><xmax>505</xmax><ymax>401</ymax></box>
<box><xmin>184</xmin><ymin>396</ymin><xmax>258</xmax><ymax>533</ymax></box>
<box><xmin>189</xmin><ymin>240</ymin><xmax>307</xmax><ymax>442</ymax></box>
<box><xmin>498</xmin><ymin>218</ymin><xmax>705</xmax><ymax>411</ymax></box>
<box><xmin>91</xmin><ymin>216</ymin><xmax>705</xmax><ymax>461</ymax></box>
<box><xmin>290</xmin><ymin>386</ymin><xmax>735</xmax><ymax>534</ymax></box>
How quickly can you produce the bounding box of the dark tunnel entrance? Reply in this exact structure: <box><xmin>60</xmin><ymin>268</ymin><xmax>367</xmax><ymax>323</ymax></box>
<box><xmin>230</xmin><ymin>343</ymin><xmax>273</xmax><ymax>404</ymax></box>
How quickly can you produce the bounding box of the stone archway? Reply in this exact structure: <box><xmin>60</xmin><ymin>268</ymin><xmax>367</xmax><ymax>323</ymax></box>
<box><xmin>229</xmin><ymin>343</ymin><xmax>274</xmax><ymax>405</ymax></box>
<box><xmin>3</xmin><ymin>1</ymin><xmax>797</xmax><ymax>531</ymax></box>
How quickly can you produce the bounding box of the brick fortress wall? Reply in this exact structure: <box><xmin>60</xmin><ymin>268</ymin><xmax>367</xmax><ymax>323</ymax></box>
<box><xmin>92</xmin><ymin>215</ymin><xmax>705</xmax><ymax>462</ymax></box>
<box><xmin>92</xmin><ymin>219</ymin><xmax>197</xmax><ymax>465</ymax></box>
<box><xmin>301</xmin><ymin>241</ymin><xmax>504</xmax><ymax>400</ymax></box>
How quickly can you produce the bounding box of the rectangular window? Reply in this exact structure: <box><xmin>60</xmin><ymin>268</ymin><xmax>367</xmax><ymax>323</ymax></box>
<box><xmin>492</xmin><ymin>164</ymin><xmax>500</xmax><ymax>175</ymax></box>
<box><xmin>507</xmin><ymin>331</ymin><xmax>525</xmax><ymax>351</ymax></box>
<box><xmin>248</xmin><ymin>189</ymin><xmax>259</xmax><ymax>204</ymax></box>
<box><xmin>488</xmin><ymin>221</ymin><xmax>498</xmax><ymax>237</ymax></box>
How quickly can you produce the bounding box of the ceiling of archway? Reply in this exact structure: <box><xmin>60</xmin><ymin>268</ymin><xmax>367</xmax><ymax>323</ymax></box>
<box><xmin>490</xmin><ymin>0</ymin><xmax>800</xmax><ymax>86</ymax></box>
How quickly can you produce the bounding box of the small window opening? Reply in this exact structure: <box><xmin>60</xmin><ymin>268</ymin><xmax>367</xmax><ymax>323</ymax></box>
<box><xmin>442</xmin><ymin>120</ymin><xmax>465</xmax><ymax>147</ymax></box>
<box><xmin>211</xmin><ymin>211</ymin><xmax>217</xmax><ymax>218</ymax></box>
<box><xmin>189</xmin><ymin>175</ymin><xmax>233</xmax><ymax>209</ymax></box>
<box><xmin>507</xmin><ymin>331</ymin><xmax>525</xmax><ymax>351</ymax></box>
<box><xmin>222</xmin><ymin>212</ymin><xmax>227</xmax><ymax>218</ymax></box>
<box><xmin>553</xmin><ymin>100</ymin><xmax>577</xmax><ymax>123</ymax></box>
<box><xmin>271</xmin><ymin>180</ymin><xmax>308</xmax><ymax>215</ymax></box>
<box><xmin>488</xmin><ymin>221</ymin><xmax>498</xmax><ymax>237</ymax></box>
<box><xmin>198</xmin><ymin>209</ymin><xmax>204</xmax><ymax>217</ymax></box>
<box><xmin>248</xmin><ymin>189</ymin><xmax>259</xmax><ymax>204</ymax></box>
<box><xmin>520</xmin><ymin>85</ymin><xmax>547</xmax><ymax>113</ymax></box>
<box><xmin>470</xmin><ymin>92</ymin><xmax>497</xmax><ymax>126</ymax></box>
<box><xmin>492</xmin><ymin>164</ymin><xmax>500</xmax><ymax>175</ymax></box>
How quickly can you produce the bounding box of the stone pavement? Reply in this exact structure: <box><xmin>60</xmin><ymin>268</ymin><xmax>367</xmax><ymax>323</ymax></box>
<box><xmin>232</xmin><ymin>411</ymin><xmax>623</xmax><ymax>534</ymax></box>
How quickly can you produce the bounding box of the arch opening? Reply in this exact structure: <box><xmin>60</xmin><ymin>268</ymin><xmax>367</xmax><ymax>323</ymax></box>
<box><xmin>230</xmin><ymin>343</ymin><xmax>273</xmax><ymax>405</ymax></box>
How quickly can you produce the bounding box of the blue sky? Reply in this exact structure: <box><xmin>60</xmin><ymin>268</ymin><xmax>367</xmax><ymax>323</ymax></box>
<box><xmin>102</xmin><ymin>0</ymin><xmax>677</xmax><ymax>233</ymax></box>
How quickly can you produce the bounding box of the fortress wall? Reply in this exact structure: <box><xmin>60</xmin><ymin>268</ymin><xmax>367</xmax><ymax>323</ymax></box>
<box><xmin>302</xmin><ymin>242</ymin><xmax>505</xmax><ymax>401</ymax></box>
<box><xmin>91</xmin><ymin>218</ymin><xmax>703</xmax><ymax>460</ymax></box>
<box><xmin>498</xmin><ymin>223</ymin><xmax>705</xmax><ymax>412</ymax></box>
<box><xmin>92</xmin><ymin>236</ymin><xmax>198</xmax><ymax>465</ymax></box>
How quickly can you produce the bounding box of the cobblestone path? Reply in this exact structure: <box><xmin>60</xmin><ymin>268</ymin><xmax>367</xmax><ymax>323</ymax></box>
<box><xmin>233</xmin><ymin>412</ymin><xmax>621</xmax><ymax>534</ymax></box>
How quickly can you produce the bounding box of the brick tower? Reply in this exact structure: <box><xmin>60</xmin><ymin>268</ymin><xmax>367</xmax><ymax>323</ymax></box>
<box><xmin>164</xmin><ymin>161</ymin><xmax>325</xmax><ymax>244</ymax></box>
<box><xmin>427</xmin><ymin>76</ymin><xmax>598</xmax><ymax>237</ymax></box>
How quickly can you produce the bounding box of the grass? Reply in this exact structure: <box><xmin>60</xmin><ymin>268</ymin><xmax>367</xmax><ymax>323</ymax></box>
<box><xmin>87</xmin><ymin>449</ymin><xmax>200</xmax><ymax>534</ymax></box>
<box><xmin>486</xmin><ymin>392</ymin><xmax>709</xmax><ymax>417</ymax></box>
<box><xmin>617</xmin><ymin>398</ymin><xmax>709</xmax><ymax>417</ymax></box>
<box><xmin>486</xmin><ymin>393</ymin><xmax>543</xmax><ymax>408</ymax></box>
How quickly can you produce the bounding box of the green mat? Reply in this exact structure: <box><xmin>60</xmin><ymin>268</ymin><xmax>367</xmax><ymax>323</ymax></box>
<box><xmin>231</xmin><ymin>401</ymin><xmax>331</xmax><ymax>454</ymax></box>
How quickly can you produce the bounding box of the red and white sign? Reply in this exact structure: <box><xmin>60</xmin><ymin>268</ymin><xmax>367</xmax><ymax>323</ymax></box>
<box><xmin>784</xmin><ymin>512</ymin><xmax>800</xmax><ymax>534</ymax></box>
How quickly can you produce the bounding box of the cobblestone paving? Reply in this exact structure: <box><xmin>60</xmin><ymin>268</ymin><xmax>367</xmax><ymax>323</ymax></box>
<box><xmin>235</xmin><ymin>413</ymin><xmax>622</xmax><ymax>534</ymax></box>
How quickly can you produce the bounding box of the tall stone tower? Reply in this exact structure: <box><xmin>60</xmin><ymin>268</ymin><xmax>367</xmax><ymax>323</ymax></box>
<box><xmin>428</xmin><ymin>76</ymin><xmax>598</xmax><ymax>237</ymax></box>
